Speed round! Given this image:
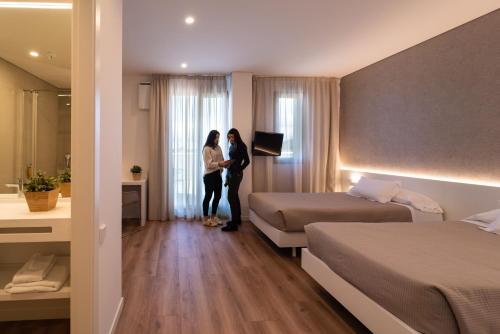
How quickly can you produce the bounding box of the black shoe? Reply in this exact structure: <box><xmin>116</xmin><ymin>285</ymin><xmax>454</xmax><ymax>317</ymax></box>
<box><xmin>221</xmin><ymin>223</ymin><xmax>238</xmax><ymax>232</ymax></box>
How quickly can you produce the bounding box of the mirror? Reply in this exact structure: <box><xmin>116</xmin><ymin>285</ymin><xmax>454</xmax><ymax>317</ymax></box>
<box><xmin>0</xmin><ymin>5</ymin><xmax>71</xmax><ymax>193</ymax></box>
<box><xmin>18</xmin><ymin>90</ymin><xmax>72</xmax><ymax>174</ymax></box>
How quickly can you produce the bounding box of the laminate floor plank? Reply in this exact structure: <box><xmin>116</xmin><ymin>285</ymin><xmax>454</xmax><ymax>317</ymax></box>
<box><xmin>116</xmin><ymin>220</ymin><xmax>370</xmax><ymax>334</ymax></box>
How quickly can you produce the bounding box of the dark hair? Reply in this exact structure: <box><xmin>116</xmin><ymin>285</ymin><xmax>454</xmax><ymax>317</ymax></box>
<box><xmin>204</xmin><ymin>130</ymin><xmax>220</xmax><ymax>149</ymax></box>
<box><xmin>227</xmin><ymin>128</ymin><xmax>247</xmax><ymax>149</ymax></box>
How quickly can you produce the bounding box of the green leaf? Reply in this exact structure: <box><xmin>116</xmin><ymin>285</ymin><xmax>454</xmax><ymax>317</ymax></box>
<box><xmin>24</xmin><ymin>171</ymin><xmax>60</xmax><ymax>192</ymax></box>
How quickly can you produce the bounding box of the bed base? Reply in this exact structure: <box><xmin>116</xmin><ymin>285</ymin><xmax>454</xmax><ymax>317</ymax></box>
<box><xmin>301</xmin><ymin>248</ymin><xmax>419</xmax><ymax>334</ymax></box>
<box><xmin>249</xmin><ymin>209</ymin><xmax>306</xmax><ymax>255</ymax></box>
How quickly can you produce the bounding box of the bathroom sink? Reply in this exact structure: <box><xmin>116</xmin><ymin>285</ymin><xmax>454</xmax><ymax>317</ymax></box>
<box><xmin>0</xmin><ymin>194</ymin><xmax>21</xmax><ymax>199</ymax></box>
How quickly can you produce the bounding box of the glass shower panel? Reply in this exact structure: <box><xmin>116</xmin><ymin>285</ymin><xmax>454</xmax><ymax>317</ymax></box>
<box><xmin>56</xmin><ymin>94</ymin><xmax>71</xmax><ymax>171</ymax></box>
<box><xmin>13</xmin><ymin>90</ymin><xmax>36</xmax><ymax>184</ymax></box>
<box><xmin>0</xmin><ymin>86</ymin><xmax>18</xmax><ymax>192</ymax></box>
<box><xmin>35</xmin><ymin>91</ymin><xmax>59</xmax><ymax>176</ymax></box>
<box><xmin>20</xmin><ymin>91</ymin><xmax>34</xmax><ymax>178</ymax></box>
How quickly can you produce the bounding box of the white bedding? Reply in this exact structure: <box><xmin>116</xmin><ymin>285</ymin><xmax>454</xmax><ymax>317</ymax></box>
<box><xmin>392</xmin><ymin>203</ymin><xmax>443</xmax><ymax>223</ymax></box>
<box><xmin>460</xmin><ymin>219</ymin><xmax>490</xmax><ymax>228</ymax></box>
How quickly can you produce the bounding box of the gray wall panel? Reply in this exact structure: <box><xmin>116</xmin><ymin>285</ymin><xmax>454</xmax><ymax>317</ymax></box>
<box><xmin>340</xmin><ymin>9</ymin><xmax>500</xmax><ymax>182</ymax></box>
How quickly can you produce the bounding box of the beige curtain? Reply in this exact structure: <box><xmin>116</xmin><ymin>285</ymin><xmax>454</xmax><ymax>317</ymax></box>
<box><xmin>167</xmin><ymin>76</ymin><xmax>230</xmax><ymax>219</ymax></box>
<box><xmin>148</xmin><ymin>76</ymin><xmax>169</xmax><ymax>221</ymax></box>
<box><xmin>252</xmin><ymin>77</ymin><xmax>340</xmax><ymax>193</ymax></box>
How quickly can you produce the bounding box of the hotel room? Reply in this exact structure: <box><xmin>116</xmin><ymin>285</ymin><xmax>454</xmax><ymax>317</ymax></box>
<box><xmin>0</xmin><ymin>0</ymin><xmax>499</xmax><ymax>333</ymax></box>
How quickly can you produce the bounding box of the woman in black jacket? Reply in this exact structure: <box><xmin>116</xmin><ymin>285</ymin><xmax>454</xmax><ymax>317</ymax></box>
<box><xmin>222</xmin><ymin>128</ymin><xmax>250</xmax><ymax>232</ymax></box>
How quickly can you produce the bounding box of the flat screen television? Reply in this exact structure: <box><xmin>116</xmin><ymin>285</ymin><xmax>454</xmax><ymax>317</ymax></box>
<box><xmin>252</xmin><ymin>131</ymin><xmax>284</xmax><ymax>156</ymax></box>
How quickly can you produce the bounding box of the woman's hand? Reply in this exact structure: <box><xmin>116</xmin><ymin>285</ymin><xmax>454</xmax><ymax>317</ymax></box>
<box><xmin>218</xmin><ymin>160</ymin><xmax>231</xmax><ymax>167</ymax></box>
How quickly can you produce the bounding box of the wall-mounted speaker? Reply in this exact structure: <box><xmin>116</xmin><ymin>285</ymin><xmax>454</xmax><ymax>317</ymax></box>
<box><xmin>138</xmin><ymin>82</ymin><xmax>151</xmax><ymax>110</ymax></box>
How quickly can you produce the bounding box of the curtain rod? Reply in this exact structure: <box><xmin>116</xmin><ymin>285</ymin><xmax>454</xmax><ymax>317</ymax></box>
<box><xmin>23</xmin><ymin>89</ymin><xmax>66</xmax><ymax>92</ymax></box>
<box><xmin>253</xmin><ymin>75</ymin><xmax>339</xmax><ymax>80</ymax></box>
<box><xmin>149</xmin><ymin>74</ymin><xmax>340</xmax><ymax>81</ymax></box>
<box><xmin>152</xmin><ymin>73</ymin><xmax>229</xmax><ymax>78</ymax></box>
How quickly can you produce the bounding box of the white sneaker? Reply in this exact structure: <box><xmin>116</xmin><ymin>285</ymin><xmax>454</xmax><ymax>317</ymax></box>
<box><xmin>212</xmin><ymin>217</ymin><xmax>223</xmax><ymax>226</ymax></box>
<box><xmin>204</xmin><ymin>218</ymin><xmax>218</xmax><ymax>227</ymax></box>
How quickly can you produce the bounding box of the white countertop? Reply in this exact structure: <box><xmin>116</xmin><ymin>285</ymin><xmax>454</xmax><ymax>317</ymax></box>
<box><xmin>0</xmin><ymin>198</ymin><xmax>71</xmax><ymax>243</ymax></box>
<box><xmin>0</xmin><ymin>198</ymin><xmax>71</xmax><ymax>222</ymax></box>
<box><xmin>122</xmin><ymin>179</ymin><xmax>147</xmax><ymax>186</ymax></box>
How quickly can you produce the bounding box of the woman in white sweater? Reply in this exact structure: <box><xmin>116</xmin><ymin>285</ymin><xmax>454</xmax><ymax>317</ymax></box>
<box><xmin>202</xmin><ymin>130</ymin><xmax>230</xmax><ymax>227</ymax></box>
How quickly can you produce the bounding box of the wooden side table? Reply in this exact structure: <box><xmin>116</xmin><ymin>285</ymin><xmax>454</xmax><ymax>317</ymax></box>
<box><xmin>122</xmin><ymin>178</ymin><xmax>147</xmax><ymax>226</ymax></box>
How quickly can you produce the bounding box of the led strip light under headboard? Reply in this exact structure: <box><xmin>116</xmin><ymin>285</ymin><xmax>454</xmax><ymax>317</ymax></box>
<box><xmin>341</xmin><ymin>165</ymin><xmax>500</xmax><ymax>188</ymax></box>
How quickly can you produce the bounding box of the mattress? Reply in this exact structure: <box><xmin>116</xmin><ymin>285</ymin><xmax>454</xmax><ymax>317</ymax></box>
<box><xmin>305</xmin><ymin>222</ymin><xmax>500</xmax><ymax>334</ymax></box>
<box><xmin>248</xmin><ymin>192</ymin><xmax>412</xmax><ymax>232</ymax></box>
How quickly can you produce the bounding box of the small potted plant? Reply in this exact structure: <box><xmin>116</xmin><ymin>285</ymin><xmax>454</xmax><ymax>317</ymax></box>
<box><xmin>58</xmin><ymin>168</ymin><xmax>71</xmax><ymax>198</ymax></box>
<box><xmin>130</xmin><ymin>165</ymin><xmax>142</xmax><ymax>180</ymax></box>
<box><xmin>24</xmin><ymin>171</ymin><xmax>60</xmax><ymax>212</ymax></box>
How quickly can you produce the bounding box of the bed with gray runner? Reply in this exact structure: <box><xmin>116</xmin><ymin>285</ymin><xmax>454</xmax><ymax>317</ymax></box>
<box><xmin>306</xmin><ymin>221</ymin><xmax>500</xmax><ymax>334</ymax></box>
<box><xmin>248</xmin><ymin>192</ymin><xmax>412</xmax><ymax>232</ymax></box>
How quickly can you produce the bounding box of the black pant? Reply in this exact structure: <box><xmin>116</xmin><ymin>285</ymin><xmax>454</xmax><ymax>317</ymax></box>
<box><xmin>203</xmin><ymin>171</ymin><xmax>222</xmax><ymax>216</ymax></box>
<box><xmin>227</xmin><ymin>172</ymin><xmax>243</xmax><ymax>223</ymax></box>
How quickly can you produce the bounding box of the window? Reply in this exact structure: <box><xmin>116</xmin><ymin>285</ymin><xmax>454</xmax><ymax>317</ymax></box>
<box><xmin>275</xmin><ymin>94</ymin><xmax>301</xmax><ymax>161</ymax></box>
<box><xmin>168</xmin><ymin>79</ymin><xmax>230</xmax><ymax>218</ymax></box>
<box><xmin>170</xmin><ymin>94</ymin><xmax>229</xmax><ymax>197</ymax></box>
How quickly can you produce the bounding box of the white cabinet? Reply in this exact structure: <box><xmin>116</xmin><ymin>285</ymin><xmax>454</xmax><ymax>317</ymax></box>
<box><xmin>0</xmin><ymin>198</ymin><xmax>71</xmax><ymax>320</ymax></box>
<box><xmin>0</xmin><ymin>198</ymin><xmax>71</xmax><ymax>243</ymax></box>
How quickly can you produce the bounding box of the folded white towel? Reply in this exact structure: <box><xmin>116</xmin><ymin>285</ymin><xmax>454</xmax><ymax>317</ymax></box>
<box><xmin>12</xmin><ymin>253</ymin><xmax>56</xmax><ymax>284</ymax></box>
<box><xmin>5</xmin><ymin>264</ymin><xmax>69</xmax><ymax>294</ymax></box>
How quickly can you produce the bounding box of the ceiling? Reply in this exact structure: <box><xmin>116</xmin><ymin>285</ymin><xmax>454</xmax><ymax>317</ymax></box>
<box><xmin>0</xmin><ymin>5</ymin><xmax>71</xmax><ymax>88</ymax></box>
<box><xmin>123</xmin><ymin>0</ymin><xmax>499</xmax><ymax>77</ymax></box>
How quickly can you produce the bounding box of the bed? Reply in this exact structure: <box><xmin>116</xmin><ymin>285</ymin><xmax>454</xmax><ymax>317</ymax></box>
<box><xmin>248</xmin><ymin>192</ymin><xmax>443</xmax><ymax>249</ymax></box>
<box><xmin>302</xmin><ymin>222</ymin><xmax>500</xmax><ymax>334</ymax></box>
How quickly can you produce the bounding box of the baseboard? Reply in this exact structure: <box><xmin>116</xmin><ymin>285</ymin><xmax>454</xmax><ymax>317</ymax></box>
<box><xmin>108</xmin><ymin>297</ymin><xmax>124</xmax><ymax>334</ymax></box>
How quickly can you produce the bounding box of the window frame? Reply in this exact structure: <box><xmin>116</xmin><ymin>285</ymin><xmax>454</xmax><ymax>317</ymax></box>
<box><xmin>273</xmin><ymin>92</ymin><xmax>302</xmax><ymax>164</ymax></box>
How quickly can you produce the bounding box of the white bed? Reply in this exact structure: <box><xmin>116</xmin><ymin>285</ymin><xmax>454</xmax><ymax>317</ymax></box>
<box><xmin>249</xmin><ymin>203</ymin><xmax>443</xmax><ymax>252</ymax></box>
<box><xmin>301</xmin><ymin>248</ymin><xmax>419</xmax><ymax>334</ymax></box>
<box><xmin>301</xmin><ymin>219</ymin><xmax>500</xmax><ymax>334</ymax></box>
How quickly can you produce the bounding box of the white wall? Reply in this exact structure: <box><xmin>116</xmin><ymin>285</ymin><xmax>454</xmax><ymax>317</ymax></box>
<box><xmin>71</xmin><ymin>0</ymin><xmax>123</xmax><ymax>333</ymax></box>
<box><xmin>230</xmin><ymin>72</ymin><xmax>253</xmax><ymax>219</ymax></box>
<box><xmin>71</xmin><ymin>0</ymin><xmax>97</xmax><ymax>331</ymax></box>
<box><xmin>122</xmin><ymin>74</ymin><xmax>151</xmax><ymax>178</ymax></box>
<box><xmin>95</xmin><ymin>0</ymin><xmax>123</xmax><ymax>332</ymax></box>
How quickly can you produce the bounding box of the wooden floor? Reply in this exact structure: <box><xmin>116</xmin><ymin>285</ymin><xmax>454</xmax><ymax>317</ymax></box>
<box><xmin>0</xmin><ymin>220</ymin><xmax>370</xmax><ymax>334</ymax></box>
<box><xmin>115</xmin><ymin>220</ymin><xmax>370</xmax><ymax>334</ymax></box>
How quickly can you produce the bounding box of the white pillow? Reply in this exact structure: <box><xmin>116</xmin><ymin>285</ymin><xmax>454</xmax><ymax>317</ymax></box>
<box><xmin>348</xmin><ymin>177</ymin><xmax>401</xmax><ymax>204</ymax></box>
<box><xmin>465</xmin><ymin>208</ymin><xmax>500</xmax><ymax>224</ymax></box>
<box><xmin>482</xmin><ymin>215</ymin><xmax>500</xmax><ymax>235</ymax></box>
<box><xmin>392</xmin><ymin>189</ymin><xmax>443</xmax><ymax>214</ymax></box>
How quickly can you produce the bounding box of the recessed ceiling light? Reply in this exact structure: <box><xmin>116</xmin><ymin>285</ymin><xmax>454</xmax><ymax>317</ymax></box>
<box><xmin>0</xmin><ymin>2</ymin><xmax>72</xmax><ymax>9</ymax></box>
<box><xmin>181</xmin><ymin>63</ymin><xmax>188</xmax><ymax>69</ymax></box>
<box><xmin>185</xmin><ymin>16</ymin><xmax>195</xmax><ymax>25</ymax></box>
<box><xmin>66</xmin><ymin>103</ymin><xmax>70</xmax><ymax>106</ymax></box>
<box><xmin>29</xmin><ymin>50</ymin><xmax>39</xmax><ymax>57</ymax></box>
